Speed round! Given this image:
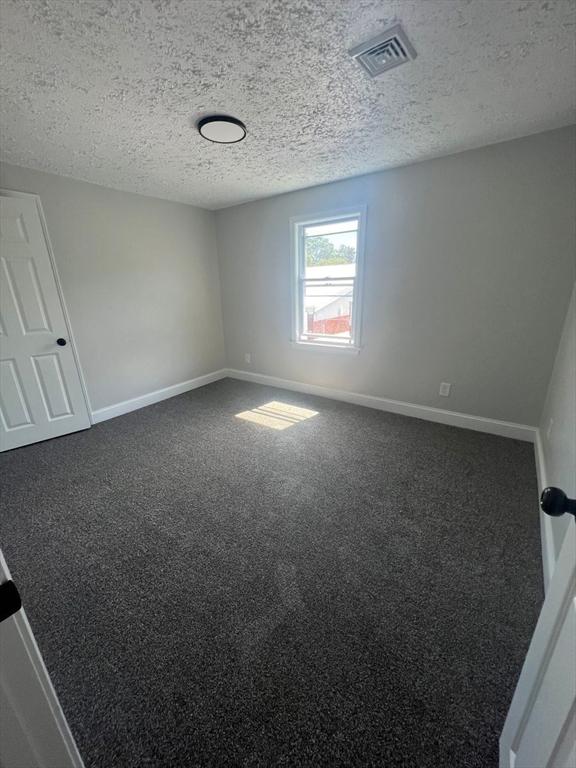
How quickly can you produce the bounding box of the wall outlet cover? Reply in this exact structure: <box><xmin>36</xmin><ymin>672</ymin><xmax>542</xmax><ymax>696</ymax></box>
<box><xmin>439</xmin><ymin>382</ymin><xmax>451</xmax><ymax>397</ymax></box>
<box><xmin>244</xmin><ymin>353</ymin><xmax>252</xmax><ymax>364</ymax></box>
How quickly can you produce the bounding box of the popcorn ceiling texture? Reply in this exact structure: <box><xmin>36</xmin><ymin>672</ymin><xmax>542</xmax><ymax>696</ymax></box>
<box><xmin>0</xmin><ymin>0</ymin><xmax>574</xmax><ymax>209</ymax></box>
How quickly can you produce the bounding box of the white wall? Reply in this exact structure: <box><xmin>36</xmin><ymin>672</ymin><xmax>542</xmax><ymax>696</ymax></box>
<box><xmin>0</xmin><ymin>162</ymin><xmax>226</xmax><ymax>412</ymax></box>
<box><xmin>216</xmin><ymin>127</ymin><xmax>576</xmax><ymax>426</ymax></box>
<box><xmin>539</xmin><ymin>284</ymin><xmax>576</xmax><ymax>563</ymax></box>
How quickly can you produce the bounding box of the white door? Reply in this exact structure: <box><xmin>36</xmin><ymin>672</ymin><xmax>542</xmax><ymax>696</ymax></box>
<box><xmin>0</xmin><ymin>194</ymin><xmax>90</xmax><ymax>451</ymax></box>
<box><xmin>0</xmin><ymin>549</ymin><xmax>84</xmax><ymax>768</ymax></box>
<box><xmin>500</xmin><ymin>518</ymin><xmax>576</xmax><ymax>768</ymax></box>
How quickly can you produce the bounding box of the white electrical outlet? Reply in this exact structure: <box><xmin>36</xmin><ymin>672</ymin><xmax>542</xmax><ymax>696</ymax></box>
<box><xmin>244</xmin><ymin>352</ymin><xmax>252</xmax><ymax>365</ymax></box>
<box><xmin>546</xmin><ymin>418</ymin><xmax>554</xmax><ymax>440</ymax></box>
<box><xmin>439</xmin><ymin>382</ymin><xmax>451</xmax><ymax>397</ymax></box>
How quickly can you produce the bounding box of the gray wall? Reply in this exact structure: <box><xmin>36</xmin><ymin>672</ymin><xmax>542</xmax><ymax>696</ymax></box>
<box><xmin>0</xmin><ymin>162</ymin><xmax>225</xmax><ymax>412</ymax></box>
<box><xmin>216</xmin><ymin>126</ymin><xmax>576</xmax><ymax>426</ymax></box>
<box><xmin>540</xmin><ymin>284</ymin><xmax>576</xmax><ymax>561</ymax></box>
<box><xmin>2</xmin><ymin>126</ymin><xmax>573</xmax><ymax>425</ymax></box>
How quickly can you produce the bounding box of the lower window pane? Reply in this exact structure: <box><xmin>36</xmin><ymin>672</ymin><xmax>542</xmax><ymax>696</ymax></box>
<box><xmin>302</xmin><ymin>282</ymin><xmax>353</xmax><ymax>340</ymax></box>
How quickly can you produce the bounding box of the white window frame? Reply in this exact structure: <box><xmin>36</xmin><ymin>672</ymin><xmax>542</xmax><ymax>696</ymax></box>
<box><xmin>290</xmin><ymin>205</ymin><xmax>367</xmax><ymax>353</ymax></box>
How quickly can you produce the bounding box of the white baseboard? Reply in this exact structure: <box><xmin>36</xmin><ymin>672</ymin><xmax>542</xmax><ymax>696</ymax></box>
<box><xmin>534</xmin><ymin>429</ymin><xmax>556</xmax><ymax>592</ymax></box>
<box><xmin>92</xmin><ymin>366</ymin><xmax>538</xmax><ymax>439</ymax></box>
<box><xmin>224</xmin><ymin>368</ymin><xmax>538</xmax><ymax>443</ymax></box>
<box><xmin>91</xmin><ymin>369</ymin><xmax>227</xmax><ymax>423</ymax></box>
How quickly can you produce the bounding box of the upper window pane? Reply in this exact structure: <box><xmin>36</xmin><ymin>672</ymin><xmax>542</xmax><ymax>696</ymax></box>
<box><xmin>304</xmin><ymin>218</ymin><xmax>358</xmax><ymax>274</ymax></box>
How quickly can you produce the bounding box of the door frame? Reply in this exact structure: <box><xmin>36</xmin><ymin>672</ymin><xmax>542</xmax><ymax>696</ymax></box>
<box><xmin>1</xmin><ymin>188</ymin><xmax>93</xmax><ymax>424</ymax></box>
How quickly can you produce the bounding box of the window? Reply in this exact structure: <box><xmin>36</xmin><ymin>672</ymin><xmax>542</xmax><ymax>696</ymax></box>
<box><xmin>291</xmin><ymin>208</ymin><xmax>366</xmax><ymax>350</ymax></box>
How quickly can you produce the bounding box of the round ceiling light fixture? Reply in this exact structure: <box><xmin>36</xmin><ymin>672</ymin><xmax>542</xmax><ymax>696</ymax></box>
<box><xmin>197</xmin><ymin>115</ymin><xmax>247</xmax><ymax>144</ymax></box>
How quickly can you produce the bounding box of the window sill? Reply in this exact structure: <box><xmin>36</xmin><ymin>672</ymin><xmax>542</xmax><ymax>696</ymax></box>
<box><xmin>291</xmin><ymin>341</ymin><xmax>361</xmax><ymax>355</ymax></box>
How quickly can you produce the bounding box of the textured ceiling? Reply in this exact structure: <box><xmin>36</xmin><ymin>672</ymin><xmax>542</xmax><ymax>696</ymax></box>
<box><xmin>1</xmin><ymin>0</ymin><xmax>574</xmax><ymax>209</ymax></box>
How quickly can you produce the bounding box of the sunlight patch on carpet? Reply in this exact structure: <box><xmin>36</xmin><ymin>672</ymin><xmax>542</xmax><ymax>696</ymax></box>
<box><xmin>235</xmin><ymin>401</ymin><xmax>318</xmax><ymax>430</ymax></box>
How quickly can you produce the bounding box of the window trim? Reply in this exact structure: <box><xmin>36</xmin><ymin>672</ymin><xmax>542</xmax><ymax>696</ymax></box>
<box><xmin>289</xmin><ymin>205</ymin><xmax>367</xmax><ymax>352</ymax></box>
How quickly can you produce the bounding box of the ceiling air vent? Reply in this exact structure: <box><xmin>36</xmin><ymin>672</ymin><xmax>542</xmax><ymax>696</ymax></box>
<box><xmin>349</xmin><ymin>24</ymin><xmax>416</xmax><ymax>78</ymax></box>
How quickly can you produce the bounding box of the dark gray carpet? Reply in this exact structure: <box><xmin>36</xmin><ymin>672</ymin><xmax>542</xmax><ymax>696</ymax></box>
<box><xmin>0</xmin><ymin>378</ymin><xmax>543</xmax><ymax>767</ymax></box>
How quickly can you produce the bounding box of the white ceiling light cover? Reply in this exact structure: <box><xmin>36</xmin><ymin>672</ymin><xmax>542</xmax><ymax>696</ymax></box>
<box><xmin>198</xmin><ymin>116</ymin><xmax>246</xmax><ymax>144</ymax></box>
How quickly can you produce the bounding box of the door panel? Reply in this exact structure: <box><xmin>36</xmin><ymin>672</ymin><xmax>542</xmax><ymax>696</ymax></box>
<box><xmin>500</xmin><ymin>521</ymin><xmax>576</xmax><ymax>767</ymax></box>
<box><xmin>0</xmin><ymin>550</ymin><xmax>84</xmax><ymax>768</ymax></box>
<box><xmin>32</xmin><ymin>354</ymin><xmax>73</xmax><ymax>419</ymax></box>
<box><xmin>3</xmin><ymin>255</ymin><xmax>52</xmax><ymax>333</ymax></box>
<box><xmin>0</xmin><ymin>194</ymin><xmax>90</xmax><ymax>451</ymax></box>
<box><xmin>0</xmin><ymin>358</ymin><xmax>34</xmax><ymax>428</ymax></box>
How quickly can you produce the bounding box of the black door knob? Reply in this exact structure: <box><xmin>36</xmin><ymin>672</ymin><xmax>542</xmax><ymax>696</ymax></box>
<box><xmin>540</xmin><ymin>487</ymin><xmax>576</xmax><ymax>517</ymax></box>
<box><xmin>56</xmin><ymin>338</ymin><xmax>67</xmax><ymax>346</ymax></box>
<box><xmin>0</xmin><ymin>581</ymin><xmax>22</xmax><ymax>624</ymax></box>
